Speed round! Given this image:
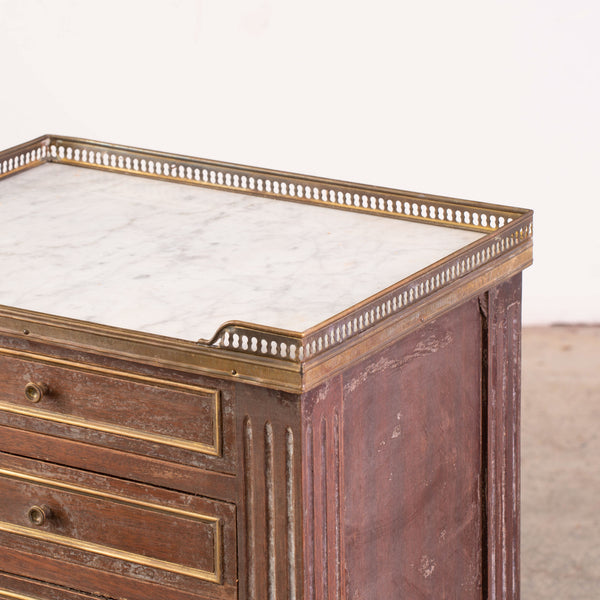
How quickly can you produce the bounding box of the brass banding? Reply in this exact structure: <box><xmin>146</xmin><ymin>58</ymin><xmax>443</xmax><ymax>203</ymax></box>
<box><xmin>0</xmin><ymin>590</ymin><xmax>44</xmax><ymax>600</ymax></box>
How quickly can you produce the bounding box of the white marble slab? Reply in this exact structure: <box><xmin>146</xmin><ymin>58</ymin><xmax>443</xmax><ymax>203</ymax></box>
<box><xmin>0</xmin><ymin>164</ymin><xmax>484</xmax><ymax>340</ymax></box>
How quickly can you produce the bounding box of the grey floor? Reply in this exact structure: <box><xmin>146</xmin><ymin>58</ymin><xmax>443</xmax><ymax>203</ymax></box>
<box><xmin>521</xmin><ymin>326</ymin><xmax>600</xmax><ymax>598</ymax></box>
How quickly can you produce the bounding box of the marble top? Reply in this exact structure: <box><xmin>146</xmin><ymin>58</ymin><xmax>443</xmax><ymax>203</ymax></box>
<box><xmin>0</xmin><ymin>164</ymin><xmax>484</xmax><ymax>341</ymax></box>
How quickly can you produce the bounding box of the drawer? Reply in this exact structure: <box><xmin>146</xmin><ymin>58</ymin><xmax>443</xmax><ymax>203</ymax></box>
<box><xmin>0</xmin><ymin>454</ymin><xmax>237</xmax><ymax>600</ymax></box>
<box><xmin>0</xmin><ymin>348</ymin><xmax>235</xmax><ymax>472</ymax></box>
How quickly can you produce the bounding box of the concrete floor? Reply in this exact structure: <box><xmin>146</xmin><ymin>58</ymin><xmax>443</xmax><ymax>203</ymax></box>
<box><xmin>521</xmin><ymin>326</ymin><xmax>600</xmax><ymax>598</ymax></box>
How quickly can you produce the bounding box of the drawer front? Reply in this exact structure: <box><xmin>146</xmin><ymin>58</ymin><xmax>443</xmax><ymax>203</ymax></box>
<box><xmin>0</xmin><ymin>348</ymin><xmax>233</xmax><ymax>471</ymax></box>
<box><xmin>0</xmin><ymin>455</ymin><xmax>237</xmax><ymax>600</ymax></box>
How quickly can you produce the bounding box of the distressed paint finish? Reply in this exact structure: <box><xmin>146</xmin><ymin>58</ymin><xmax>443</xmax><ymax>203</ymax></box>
<box><xmin>235</xmin><ymin>384</ymin><xmax>304</xmax><ymax>600</ymax></box>
<box><xmin>0</xmin><ymin>347</ymin><xmax>235</xmax><ymax>473</ymax></box>
<box><xmin>0</xmin><ymin>571</ymin><xmax>111</xmax><ymax>600</ymax></box>
<box><xmin>301</xmin><ymin>377</ymin><xmax>345</xmax><ymax>600</ymax></box>
<box><xmin>339</xmin><ymin>297</ymin><xmax>485</xmax><ymax>599</ymax></box>
<box><xmin>0</xmin><ymin>453</ymin><xmax>238</xmax><ymax>600</ymax></box>
<box><xmin>485</xmin><ymin>274</ymin><xmax>522</xmax><ymax>600</ymax></box>
<box><xmin>296</xmin><ymin>277</ymin><xmax>523</xmax><ymax>600</ymax></box>
<box><xmin>0</xmin><ymin>277</ymin><xmax>523</xmax><ymax>600</ymax></box>
<box><xmin>0</xmin><ymin>135</ymin><xmax>530</xmax><ymax>600</ymax></box>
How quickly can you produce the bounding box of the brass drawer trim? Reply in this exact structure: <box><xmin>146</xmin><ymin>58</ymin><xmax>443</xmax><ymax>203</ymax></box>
<box><xmin>0</xmin><ymin>468</ymin><xmax>223</xmax><ymax>584</ymax></box>
<box><xmin>0</xmin><ymin>591</ymin><xmax>42</xmax><ymax>600</ymax></box>
<box><xmin>0</xmin><ymin>347</ymin><xmax>221</xmax><ymax>456</ymax></box>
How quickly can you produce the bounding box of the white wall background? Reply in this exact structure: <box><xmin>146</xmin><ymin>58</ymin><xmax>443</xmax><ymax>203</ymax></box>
<box><xmin>1</xmin><ymin>0</ymin><xmax>598</xmax><ymax>325</ymax></box>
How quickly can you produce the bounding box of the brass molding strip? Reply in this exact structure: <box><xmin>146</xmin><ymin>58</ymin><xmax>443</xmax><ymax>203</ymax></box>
<box><xmin>0</xmin><ymin>310</ymin><xmax>303</xmax><ymax>392</ymax></box>
<box><xmin>0</xmin><ymin>348</ymin><xmax>221</xmax><ymax>456</ymax></box>
<box><xmin>299</xmin><ymin>212</ymin><xmax>533</xmax><ymax>362</ymax></box>
<box><xmin>0</xmin><ymin>591</ymin><xmax>42</xmax><ymax>600</ymax></box>
<box><xmin>301</xmin><ymin>241</ymin><xmax>533</xmax><ymax>391</ymax></box>
<box><xmin>0</xmin><ymin>467</ymin><xmax>222</xmax><ymax>584</ymax></box>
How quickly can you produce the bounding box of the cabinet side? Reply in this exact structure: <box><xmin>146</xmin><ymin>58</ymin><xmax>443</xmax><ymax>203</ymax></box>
<box><xmin>305</xmin><ymin>297</ymin><xmax>487</xmax><ymax>599</ymax></box>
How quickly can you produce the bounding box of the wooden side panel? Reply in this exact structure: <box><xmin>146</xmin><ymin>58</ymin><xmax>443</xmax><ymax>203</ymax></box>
<box><xmin>339</xmin><ymin>298</ymin><xmax>485</xmax><ymax>599</ymax></box>
<box><xmin>235</xmin><ymin>384</ymin><xmax>303</xmax><ymax>600</ymax></box>
<box><xmin>485</xmin><ymin>273</ymin><xmax>522</xmax><ymax>600</ymax></box>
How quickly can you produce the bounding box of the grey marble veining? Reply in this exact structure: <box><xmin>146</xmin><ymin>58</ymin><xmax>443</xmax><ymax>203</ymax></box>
<box><xmin>0</xmin><ymin>164</ymin><xmax>484</xmax><ymax>340</ymax></box>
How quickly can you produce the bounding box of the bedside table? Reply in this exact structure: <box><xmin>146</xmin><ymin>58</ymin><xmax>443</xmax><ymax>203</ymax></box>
<box><xmin>0</xmin><ymin>135</ymin><xmax>532</xmax><ymax>600</ymax></box>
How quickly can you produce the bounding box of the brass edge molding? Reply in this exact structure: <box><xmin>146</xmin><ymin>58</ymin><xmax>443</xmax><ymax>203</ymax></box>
<box><xmin>300</xmin><ymin>214</ymin><xmax>532</xmax><ymax>354</ymax></box>
<box><xmin>0</xmin><ymin>346</ymin><xmax>217</xmax><ymax>393</ymax></box>
<box><xmin>0</xmin><ymin>302</ymin><xmax>303</xmax><ymax>373</ymax></box>
<box><xmin>0</xmin><ymin>590</ymin><xmax>42</xmax><ymax>600</ymax></box>
<box><xmin>0</xmin><ymin>467</ymin><xmax>220</xmax><ymax>522</ymax></box>
<box><xmin>0</xmin><ymin>467</ymin><xmax>222</xmax><ymax>584</ymax></box>
<box><xmin>301</xmin><ymin>243</ymin><xmax>533</xmax><ymax>391</ymax></box>
<box><xmin>0</xmin><ymin>347</ymin><xmax>221</xmax><ymax>456</ymax></box>
<box><xmin>0</xmin><ymin>313</ymin><xmax>303</xmax><ymax>392</ymax></box>
<box><xmin>0</xmin><ymin>522</ymin><xmax>221</xmax><ymax>584</ymax></box>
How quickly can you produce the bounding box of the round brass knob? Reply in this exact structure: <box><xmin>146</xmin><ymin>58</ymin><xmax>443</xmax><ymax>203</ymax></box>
<box><xmin>28</xmin><ymin>504</ymin><xmax>52</xmax><ymax>526</ymax></box>
<box><xmin>24</xmin><ymin>382</ymin><xmax>48</xmax><ymax>403</ymax></box>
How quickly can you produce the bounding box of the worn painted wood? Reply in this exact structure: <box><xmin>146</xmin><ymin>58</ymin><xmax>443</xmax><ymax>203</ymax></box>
<box><xmin>0</xmin><ymin>425</ymin><xmax>237</xmax><ymax>503</ymax></box>
<box><xmin>234</xmin><ymin>383</ymin><xmax>304</xmax><ymax>600</ymax></box>
<box><xmin>0</xmin><ymin>453</ymin><xmax>237</xmax><ymax>600</ymax></box>
<box><xmin>0</xmin><ymin>571</ymin><xmax>107</xmax><ymax>600</ymax></box>
<box><xmin>301</xmin><ymin>376</ymin><xmax>345</xmax><ymax>600</ymax></box>
<box><xmin>0</xmin><ymin>348</ymin><xmax>236</xmax><ymax>472</ymax></box>
<box><xmin>484</xmin><ymin>274</ymin><xmax>522</xmax><ymax>600</ymax></box>
<box><xmin>327</xmin><ymin>298</ymin><xmax>485</xmax><ymax>599</ymax></box>
<box><xmin>0</xmin><ymin>276</ymin><xmax>523</xmax><ymax>600</ymax></box>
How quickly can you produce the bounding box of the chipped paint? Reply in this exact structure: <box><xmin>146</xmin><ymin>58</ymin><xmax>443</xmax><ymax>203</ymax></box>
<box><xmin>344</xmin><ymin>331</ymin><xmax>453</xmax><ymax>393</ymax></box>
<box><xmin>419</xmin><ymin>555</ymin><xmax>436</xmax><ymax>579</ymax></box>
